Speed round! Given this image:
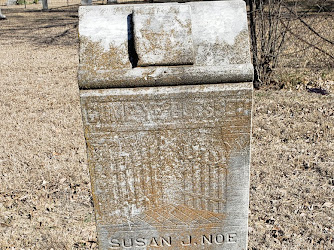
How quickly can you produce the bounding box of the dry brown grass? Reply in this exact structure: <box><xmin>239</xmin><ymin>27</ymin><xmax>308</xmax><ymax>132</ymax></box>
<box><xmin>0</xmin><ymin>6</ymin><xmax>97</xmax><ymax>248</ymax></box>
<box><xmin>250</xmin><ymin>90</ymin><xmax>333</xmax><ymax>249</ymax></box>
<box><xmin>0</xmin><ymin>5</ymin><xmax>333</xmax><ymax>249</ymax></box>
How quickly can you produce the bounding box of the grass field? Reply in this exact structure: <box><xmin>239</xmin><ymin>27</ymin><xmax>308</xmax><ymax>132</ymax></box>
<box><xmin>0</xmin><ymin>5</ymin><xmax>333</xmax><ymax>249</ymax></box>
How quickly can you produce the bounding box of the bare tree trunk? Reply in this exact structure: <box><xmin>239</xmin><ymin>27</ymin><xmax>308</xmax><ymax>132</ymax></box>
<box><xmin>247</xmin><ymin>0</ymin><xmax>291</xmax><ymax>87</ymax></box>
<box><xmin>248</xmin><ymin>0</ymin><xmax>261</xmax><ymax>88</ymax></box>
<box><xmin>42</xmin><ymin>0</ymin><xmax>48</xmax><ymax>10</ymax></box>
<box><xmin>0</xmin><ymin>9</ymin><xmax>6</xmax><ymax>20</ymax></box>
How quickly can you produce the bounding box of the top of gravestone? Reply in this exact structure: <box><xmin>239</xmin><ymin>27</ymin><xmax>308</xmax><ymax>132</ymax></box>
<box><xmin>133</xmin><ymin>4</ymin><xmax>194</xmax><ymax>67</ymax></box>
<box><xmin>78</xmin><ymin>1</ymin><xmax>253</xmax><ymax>89</ymax></box>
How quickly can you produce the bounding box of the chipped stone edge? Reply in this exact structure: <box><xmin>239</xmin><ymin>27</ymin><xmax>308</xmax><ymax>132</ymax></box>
<box><xmin>79</xmin><ymin>81</ymin><xmax>253</xmax><ymax>96</ymax></box>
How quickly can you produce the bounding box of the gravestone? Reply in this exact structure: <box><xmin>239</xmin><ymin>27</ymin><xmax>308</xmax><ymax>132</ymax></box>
<box><xmin>6</xmin><ymin>0</ymin><xmax>16</xmax><ymax>6</ymax></box>
<box><xmin>42</xmin><ymin>0</ymin><xmax>48</xmax><ymax>10</ymax></box>
<box><xmin>78</xmin><ymin>1</ymin><xmax>253</xmax><ymax>249</ymax></box>
<box><xmin>0</xmin><ymin>9</ymin><xmax>5</xmax><ymax>19</ymax></box>
<box><xmin>81</xmin><ymin>0</ymin><xmax>92</xmax><ymax>6</ymax></box>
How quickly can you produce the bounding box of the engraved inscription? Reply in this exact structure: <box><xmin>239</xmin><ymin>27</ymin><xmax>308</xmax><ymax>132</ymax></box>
<box><xmin>82</xmin><ymin>88</ymin><xmax>251</xmax><ymax>225</ymax></box>
<box><xmin>109</xmin><ymin>233</ymin><xmax>237</xmax><ymax>248</ymax></box>
<box><xmin>110</xmin><ymin>236</ymin><xmax>172</xmax><ymax>248</ymax></box>
<box><xmin>91</xmin><ymin>127</ymin><xmax>228</xmax><ymax>222</ymax></box>
<box><xmin>84</xmin><ymin>95</ymin><xmax>251</xmax><ymax>130</ymax></box>
<box><xmin>80</xmin><ymin>84</ymin><xmax>252</xmax><ymax>250</ymax></box>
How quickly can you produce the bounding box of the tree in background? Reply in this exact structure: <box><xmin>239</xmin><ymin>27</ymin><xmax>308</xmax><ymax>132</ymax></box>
<box><xmin>248</xmin><ymin>0</ymin><xmax>291</xmax><ymax>88</ymax></box>
<box><xmin>247</xmin><ymin>0</ymin><xmax>334</xmax><ymax>89</ymax></box>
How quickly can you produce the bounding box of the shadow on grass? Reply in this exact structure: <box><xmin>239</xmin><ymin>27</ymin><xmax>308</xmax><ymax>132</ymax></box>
<box><xmin>0</xmin><ymin>5</ymin><xmax>80</xmax><ymax>47</ymax></box>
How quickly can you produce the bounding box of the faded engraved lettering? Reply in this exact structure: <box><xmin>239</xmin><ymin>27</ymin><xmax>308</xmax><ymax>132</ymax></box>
<box><xmin>85</xmin><ymin>97</ymin><xmax>250</xmax><ymax>127</ymax></box>
<box><xmin>109</xmin><ymin>234</ymin><xmax>236</xmax><ymax>248</ymax></box>
<box><xmin>82</xmin><ymin>89</ymin><xmax>251</xmax><ymax>242</ymax></box>
<box><xmin>91</xmin><ymin>127</ymin><xmax>230</xmax><ymax>220</ymax></box>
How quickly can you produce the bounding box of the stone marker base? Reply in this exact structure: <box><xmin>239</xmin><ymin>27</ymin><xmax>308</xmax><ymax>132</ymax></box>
<box><xmin>80</xmin><ymin>82</ymin><xmax>252</xmax><ymax>249</ymax></box>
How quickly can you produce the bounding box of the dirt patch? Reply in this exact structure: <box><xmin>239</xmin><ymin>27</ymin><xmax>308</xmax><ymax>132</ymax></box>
<box><xmin>0</xmin><ymin>5</ymin><xmax>333</xmax><ymax>249</ymax></box>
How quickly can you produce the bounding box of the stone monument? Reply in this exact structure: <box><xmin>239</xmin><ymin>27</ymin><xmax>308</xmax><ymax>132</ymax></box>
<box><xmin>6</xmin><ymin>0</ymin><xmax>16</xmax><ymax>6</ymax></box>
<box><xmin>78</xmin><ymin>1</ymin><xmax>253</xmax><ymax>249</ymax></box>
<box><xmin>0</xmin><ymin>9</ymin><xmax>5</xmax><ymax>19</ymax></box>
<box><xmin>81</xmin><ymin>0</ymin><xmax>92</xmax><ymax>6</ymax></box>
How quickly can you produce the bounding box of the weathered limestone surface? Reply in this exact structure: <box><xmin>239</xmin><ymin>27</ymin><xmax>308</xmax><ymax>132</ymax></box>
<box><xmin>133</xmin><ymin>5</ymin><xmax>194</xmax><ymax>66</ymax></box>
<box><xmin>78</xmin><ymin>1</ymin><xmax>253</xmax><ymax>88</ymax></box>
<box><xmin>80</xmin><ymin>83</ymin><xmax>252</xmax><ymax>249</ymax></box>
<box><xmin>78</xmin><ymin>1</ymin><xmax>253</xmax><ymax>249</ymax></box>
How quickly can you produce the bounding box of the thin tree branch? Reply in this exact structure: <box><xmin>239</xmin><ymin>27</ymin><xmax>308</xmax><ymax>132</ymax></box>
<box><xmin>280</xmin><ymin>19</ymin><xmax>334</xmax><ymax>61</ymax></box>
<box><xmin>284</xmin><ymin>4</ymin><xmax>334</xmax><ymax>45</ymax></box>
